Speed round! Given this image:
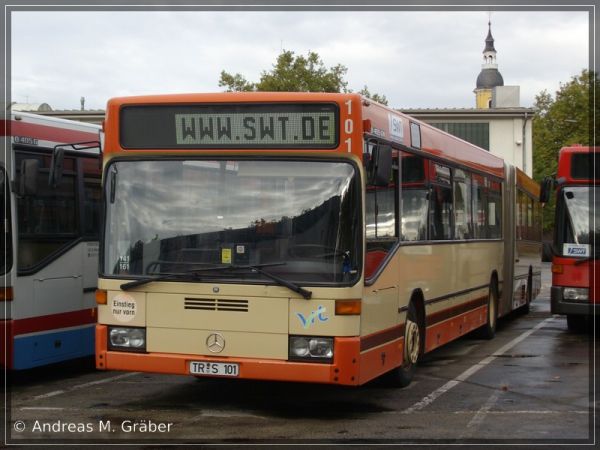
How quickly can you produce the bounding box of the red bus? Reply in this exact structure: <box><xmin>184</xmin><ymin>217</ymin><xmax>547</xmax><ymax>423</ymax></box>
<box><xmin>549</xmin><ymin>145</ymin><xmax>598</xmax><ymax>331</ymax></box>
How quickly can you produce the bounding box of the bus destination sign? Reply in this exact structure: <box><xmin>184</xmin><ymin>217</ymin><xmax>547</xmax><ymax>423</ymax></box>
<box><xmin>120</xmin><ymin>103</ymin><xmax>339</xmax><ymax>149</ymax></box>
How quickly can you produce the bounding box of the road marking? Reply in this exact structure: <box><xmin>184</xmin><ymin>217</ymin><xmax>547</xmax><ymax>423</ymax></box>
<box><xmin>20</xmin><ymin>407</ymin><xmax>65</xmax><ymax>411</ymax></box>
<box><xmin>402</xmin><ymin>316</ymin><xmax>555</xmax><ymax>414</ymax></box>
<box><xmin>454</xmin><ymin>410</ymin><xmax>588</xmax><ymax>415</ymax></box>
<box><xmin>467</xmin><ymin>391</ymin><xmax>500</xmax><ymax>428</ymax></box>
<box><xmin>33</xmin><ymin>372</ymin><xmax>139</xmax><ymax>400</ymax></box>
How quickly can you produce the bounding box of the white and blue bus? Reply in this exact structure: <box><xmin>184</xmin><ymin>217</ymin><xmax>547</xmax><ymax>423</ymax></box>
<box><xmin>1</xmin><ymin>111</ymin><xmax>101</xmax><ymax>369</ymax></box>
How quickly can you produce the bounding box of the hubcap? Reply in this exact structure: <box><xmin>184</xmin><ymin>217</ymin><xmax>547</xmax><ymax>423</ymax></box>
<box><xmin>489</xmin><ymin>294</ymin><xmax>496</xmax><ymax>327</ymax></box>
<box><xmin>404</xmin><ymin>319</ymin><xmax>420</xmax><ymax>365</ymax></box>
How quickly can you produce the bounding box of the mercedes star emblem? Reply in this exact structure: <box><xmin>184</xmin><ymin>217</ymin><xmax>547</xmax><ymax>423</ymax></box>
<box><xmin>206</xmin><ymin>333</ymin><xmax>225</xmax><ymax>353</ymax></box>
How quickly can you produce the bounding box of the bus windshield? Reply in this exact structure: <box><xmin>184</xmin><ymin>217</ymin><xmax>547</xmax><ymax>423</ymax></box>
<box><xmin>1</xmin><ymin>166</ymin><xmax>11</xmax><ymax>274</ymax></box>
<box><xmin>561</xmin><ymin>186</ymin><xmax>599</xmax><ymax>251</ymax></box>
<box><xmin>103</xmin><ymin>159</ymin><xmax>361</xmax><ymax>285</ymax></box>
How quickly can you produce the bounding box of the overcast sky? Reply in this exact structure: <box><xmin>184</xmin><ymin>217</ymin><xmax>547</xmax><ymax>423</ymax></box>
<box><xmin>10</xmin><ymin>9</ymin><xmax>589</xmax><ymax>111</ymax></box>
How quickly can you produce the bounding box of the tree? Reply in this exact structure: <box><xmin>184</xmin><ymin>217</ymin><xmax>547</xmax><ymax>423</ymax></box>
<box><xmin>357</xmin><ymin>85</ymin><xmax>388</xmax><ymax>106</ymax></box>
<box><xmin>219</xmin><ymin>50</ymin><xmax>347</xmax><ymax>93</ymax></box>
<box><xmin>218</xmin><ymin>50</ymin><xmax>388</xmax><ymax>103</ymax></box>
<box><xmin>533</xmin><ymin>69</ymin><xmax>598</xmax><ymax>234</ymax></box>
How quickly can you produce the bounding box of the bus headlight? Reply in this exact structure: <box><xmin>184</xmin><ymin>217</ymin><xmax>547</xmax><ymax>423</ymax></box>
<box><xmin>563</xmin><ymin>287</ymin><xmax>589</xmax><ymax>302</ymax></box>
<box><xmin>289</xmin><ymin>336</ymin><xmax>333</xmax><ymax>362</ymax></box>
<box><xmin>108</xmin><ymin>327</ymin><xmax>146</xmax><ymax>352</ymax></box>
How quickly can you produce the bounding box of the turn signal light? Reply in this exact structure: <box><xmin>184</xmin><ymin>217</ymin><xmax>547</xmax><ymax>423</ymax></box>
<box><xmin>0</xmin><ymin>287</ymin><xmax>13</xmax><ymax>301</ymax></box>
<box><xmin>551</xmin><ymin>264</ymin><xmax>564</xmax><ymax>274</ymax></box>
<box><xmin>95</xmin><ymin>289</ymin><xmax>108</xmax><ymax>305</ymax></box>
<box><xmin>335</xmin><ymin>299</ymin><xmax>361</xmax><ymax>315</ymax></box>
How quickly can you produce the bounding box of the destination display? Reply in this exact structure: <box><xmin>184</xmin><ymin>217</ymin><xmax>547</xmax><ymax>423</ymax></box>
<box><xmin>120</xmin><ymin>103</ymin><xmax>338</xmax><ymax>149</ymax></box>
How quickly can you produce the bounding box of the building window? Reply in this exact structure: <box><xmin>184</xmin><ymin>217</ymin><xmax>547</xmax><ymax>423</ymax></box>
<box><xmin>429</xmin><ymin>122</ymin><xmax>490</xmax><ymax>150</ymax></box>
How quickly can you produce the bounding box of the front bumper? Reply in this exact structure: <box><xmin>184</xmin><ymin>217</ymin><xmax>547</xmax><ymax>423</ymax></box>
<box><xmin>96</xmin><ymin>325</ymin><xmax>402</xmax><ymax>386</ymax></box>
<box><xmin>551</xmin><ymin>287</ymin><xmax>600</xmax><ymax>316</ymax></box>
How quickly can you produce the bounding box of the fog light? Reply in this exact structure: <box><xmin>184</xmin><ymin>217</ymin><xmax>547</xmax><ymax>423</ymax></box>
<box><xmin>108</xmin><ymin>327</ymin><xmax>146</xmax><ymax>352</ymax></box>
<box><xmin>289</xmin><ymin>336</ymin><xmax>334</xmax><ymax>362</ymax></box>
<box><xmin>563</xmin><ymin>287</ymin><xmax>589</xmax><ymax>302</ymax></box>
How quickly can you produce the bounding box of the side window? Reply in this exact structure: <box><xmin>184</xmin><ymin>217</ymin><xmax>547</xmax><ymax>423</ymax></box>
<box><xmin>488</xmin><ymin>180</ymin><xmax>502</xmax><ymax>238</ymax></box>
<box><xmin>82</xmin><ymin>157</ymin><xmax>102</xmax><ymax>238</ymax></box>
<box><xmin>0</xmin><ymin>166</ymin><xmax>11</xmax><ymax>274</ymax></box>
<box><xmin>410</xmin><ymin>122</ymin><xmax>421</xmax><ymax>149</ymax></box>
<box><xmin>453</xmin><ymin>169</ymin><xmax>472</xmax><ymax>239</ymax></box>
<box><xmin>400</xmin><ymin>152</ymin><xmax>428</xmax><ymax>241</ymax></box>
<box><xmin>472</xmin><ymin>174</ymin><xmax>487</xmax><ymax>238</ymax></box>
<box><xmin>429</xmin><ymin>164</ymin><xmax>452</xmax><ymax>240</ymax></box>
<box><xmin>365</xmin><ymin>143</ymin><xmax>398</xmax><ymax>279</ymax></box>
<box><xmin>16</xmin><ymin>151</ymin><xmax>78</xmax><ymax>270</ymax></box>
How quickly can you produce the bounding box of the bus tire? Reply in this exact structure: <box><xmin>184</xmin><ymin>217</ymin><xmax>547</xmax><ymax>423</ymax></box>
<box><xmin>521</xmin><ymin>270</ymin><xmax>532</xmax><ymax>314</ymax></box>
<box><xmin>475</xmin><ymin>281</ymin><xmax>498</xmax><ymax>340</ymax></box>
<box><xmin>386</xmin><ymin>301</ymin><xmax>421</xmax><ymax>388</ymax></box>
<box><xmin>566</xmin><ymin>314</ymin><xmax>588</xmax><ymax>333</ymax></box>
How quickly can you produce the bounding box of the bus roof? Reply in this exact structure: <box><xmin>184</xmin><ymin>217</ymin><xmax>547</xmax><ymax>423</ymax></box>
<box><xmin>2</xmin><ymin>111</ymin><xmax>100</xmax><ymax>153</ymax></box>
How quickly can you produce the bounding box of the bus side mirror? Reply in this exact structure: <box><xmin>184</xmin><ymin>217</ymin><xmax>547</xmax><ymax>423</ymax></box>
<box><xmin>369</xmin><ymin>144</ymin><xmax>392</xmax><ymax>187</ymax></box>
<box><xmin>539</xmin><ymin>176</ymin><xmax>554</xmax><ymax>203</ymax></box>
<box><xmin>20</xmin><ymin>159</ymin><xmax>40</xmax><ymax>196</ymax></box>
<box><xmin>49</xmin><ymin>147</ymin><xmax>65</xmax><ymax>187</ymax></box>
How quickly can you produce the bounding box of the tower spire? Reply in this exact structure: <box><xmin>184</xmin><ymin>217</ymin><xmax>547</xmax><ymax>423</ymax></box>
<box><xmin>474</xmin><ymin>18</ymin><xmax>504</xmax><ymax>108</ymax></box>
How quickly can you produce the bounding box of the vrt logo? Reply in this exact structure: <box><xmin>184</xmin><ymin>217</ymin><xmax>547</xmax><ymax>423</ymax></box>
<box><xmin>296</xmin><ymin>305</ymin><xmax>328</xmax><ymax>329</ymax></box>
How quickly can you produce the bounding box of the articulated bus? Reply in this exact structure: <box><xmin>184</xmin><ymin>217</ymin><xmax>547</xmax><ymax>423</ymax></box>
<box><xmin>1</xmin><ymin>112</ymin><xmax>101</xmax><ymax>369</ymax></box>
<box><xmin>549</xmin><ymin>145</ymin><xmax>598</xmax><ymax>331</ymax></box>
<box><xmin>95</xmin><ymin>92</ymin><xmax>541</xmax><ymax>386</ymax></box>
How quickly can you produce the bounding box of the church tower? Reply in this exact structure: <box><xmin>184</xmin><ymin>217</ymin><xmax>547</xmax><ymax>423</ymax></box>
<box><xmin>474</xmin><ymin>21</ymin><xmax>504</xmax><ymax>108</ymax></box>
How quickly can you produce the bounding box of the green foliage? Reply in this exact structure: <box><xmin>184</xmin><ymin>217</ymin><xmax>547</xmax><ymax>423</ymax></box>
<box><xmin>533</xmin><ymin>69</ymin><xmax>598</xmax><ymax>234</ymax></box>
<box><xmin>219</xmin><ymin>50</ymin><xmax>348</xmax><ymax>93</ymax></box>
<box><xmin>218</xmin><ymin>50</ymin><xmax>388</xmax><ymax>102</ymax></box>
<box><xmin>357</xmin><ymin>85</ymin><xmax>388</xmax><ymax>105</ymax></box>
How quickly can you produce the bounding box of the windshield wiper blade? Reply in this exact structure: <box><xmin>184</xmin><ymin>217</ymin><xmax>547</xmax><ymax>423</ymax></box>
<box><xmin>198</xmin><ymin>263</ymin><xmax>312</xmax><ymax>300</ymax></box>
<box><xmin>120</xmin><ymin>271</ymin><xmax>203</xmax><ymax>291</ymax></box>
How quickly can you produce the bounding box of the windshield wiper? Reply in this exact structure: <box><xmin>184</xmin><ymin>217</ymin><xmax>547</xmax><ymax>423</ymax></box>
<box><xmin>239</xmin><ymin>265</ymin><xmax>313</xmax><ymax>300</ymax></box>
<box><xmin>119</xmin><ymin>262</ymin><xmax>312</xmax><ymax>300</ymax></box>
<box><xmin>120</xmin><ymin>271</ymin><xmax>204</xmax><ymax>291</ymax></box>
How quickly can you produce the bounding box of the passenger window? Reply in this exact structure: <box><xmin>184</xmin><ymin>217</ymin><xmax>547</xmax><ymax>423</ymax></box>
<box><xmin>399</xmin><ymin>152</ymin><xmax>428</xmax><ymax>241</ymax></box>
<box><xmin>472</xmin><ymin>174</ymin><xmax>487</xmax><ymax>239</ymax></box>
<box><xmin>453</xmin><ymin>169</ymin><xmax>472</xmax><ymax>239</ymax></box>
<box><xmin>430</xmin><ymin>185</ymin><xmax>453</xmax><ymax>240</ymax></box>
<box><xmin>365</xmin><ymin>143</ymin><xmax>398</xmax><ymax>278</ymax></box>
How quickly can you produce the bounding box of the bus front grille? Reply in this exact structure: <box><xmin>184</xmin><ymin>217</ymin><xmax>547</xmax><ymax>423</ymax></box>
<box><xmin>184</xmin><ymin>298</ymin><xmax>249</xmax><ymax>312</ymax></box>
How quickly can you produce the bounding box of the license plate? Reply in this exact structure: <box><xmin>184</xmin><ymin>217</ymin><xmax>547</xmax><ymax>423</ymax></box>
<box><xmin>189</xmin><ymin>361</ymin><xmax>239</xmax><ymax>377</ymax></box>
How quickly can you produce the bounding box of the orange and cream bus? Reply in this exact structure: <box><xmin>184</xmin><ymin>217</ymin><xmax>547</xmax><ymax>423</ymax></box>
<box><xmin>95</xmin><ymin>92</ymin><xmax>541</xmax><ymax>386</ymax></box>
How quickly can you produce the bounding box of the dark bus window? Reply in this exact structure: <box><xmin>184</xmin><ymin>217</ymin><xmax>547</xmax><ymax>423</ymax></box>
<box><xmin>472</xmin><ymin>174</ymin><xmax>487</xmax><ymax>239</ymax></box>
<box><xmin>488</xmin><ymin>180</ymin><xmax>502</xmax><ymax>239</ymax></box>
<box><xmin>1</xmin><ymin>167</ymin><xmax>11</xmax><ymax>274</ymax></box>
<box><xmin>365</xmin><ymin>146</ymin><xmax>398</xmax><ymax>278</ymax></box>
<box><xmin>15</xmin><ymin>151</ymin><xmax>78</xmax><ymax>271</ymax></box>
<box><xmin>430</xmin><ymin>185</ymin><xmax>453</xmax><ymax>240</ymax></box>
<box><xmin>454</xmin><ymin>169</ymin><xmax>472</xmax><ymax>240</ymax></box>
<box><xmin>400</xmin><ymin>152</ymin><xmax>428</xmax><ymax>242</ymax></box>
<box><xmin>82</xmin><ymin>157</ymin><xmax>102</xmax><ymax>238</ymax></box>
<box><xmin>571</xmin><ymin>153</ymin><xmax>598</xmax><ymax>180</ymax></box>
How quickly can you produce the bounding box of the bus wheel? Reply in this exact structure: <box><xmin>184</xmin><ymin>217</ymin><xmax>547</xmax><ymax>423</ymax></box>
<box><xmin>476</xmin><ymin>282</ymin><xmax>498</xmax><ymax>339</ymax></box>
<box><xmin>386</xmin><ymin>302</ymin><xmax>420</xmax><ymax>387</ymax></box>
<box><xmin>566</xmin><ymin>314</ymin><xmax>588</xmax><ymax>333</ymax></box>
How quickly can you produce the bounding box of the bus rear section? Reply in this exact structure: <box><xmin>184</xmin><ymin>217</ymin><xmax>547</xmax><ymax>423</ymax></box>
<box><xmin>1</xmin><ymin>112</ymin><xmax>101</xmax><ymax>369</ymax></box>
<box><xmin>549</xmin><ymin>145</ymin><xmax>599</xmax><ymax>331</ymax></box>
